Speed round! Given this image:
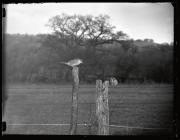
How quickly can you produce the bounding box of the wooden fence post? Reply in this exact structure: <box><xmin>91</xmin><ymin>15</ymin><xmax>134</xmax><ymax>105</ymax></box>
<box><xmin>69</xmin><ymin>66</ymin><xmax>79</xmax><ymax>135</ymax></box>
<box><xmin>96</xmin><ymin>80</ymin><xmax>109</xmax><ymax>135</ymax></box>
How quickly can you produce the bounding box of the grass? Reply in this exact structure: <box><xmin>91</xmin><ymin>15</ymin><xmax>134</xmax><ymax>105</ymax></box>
<box><xmin>3</xmin><ymin>84</ymin><xmax>173</xmax><ymax>135</ymax></box>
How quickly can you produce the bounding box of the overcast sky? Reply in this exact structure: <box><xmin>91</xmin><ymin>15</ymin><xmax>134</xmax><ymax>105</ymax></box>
<box><xmin>4</xmin><ymin>3</ymin><xmax>173</xmax><ymax>44</ymax></box>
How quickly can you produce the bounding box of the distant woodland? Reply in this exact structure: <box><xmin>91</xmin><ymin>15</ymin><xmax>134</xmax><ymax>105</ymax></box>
<box><xmin>4</xmin><ymin>14</ymin><xmax>173</xmax><ymax>84</ymax></box>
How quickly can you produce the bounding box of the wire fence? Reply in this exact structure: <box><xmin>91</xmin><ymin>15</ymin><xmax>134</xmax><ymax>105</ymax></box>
<box><xmin>3</xmin><ymin>85</ymin><xmax>173</xmax><ymax>135</ymax></box>
<box><xmin>6</xmin><ymin>123</ymin><xmax>169</xmax><ymax>130</ymax></box>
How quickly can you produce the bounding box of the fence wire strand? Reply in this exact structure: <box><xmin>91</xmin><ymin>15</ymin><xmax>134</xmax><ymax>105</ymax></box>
<box><xmin>6</xmin><ymin>123</ymin><xmax>169</xmax><ymax>130</ymax></box>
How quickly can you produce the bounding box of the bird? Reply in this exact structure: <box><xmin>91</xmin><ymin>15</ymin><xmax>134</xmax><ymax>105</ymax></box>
<box><xmin>60</xmin><ymin>58</ymin><xmax>83</xmax><ymax>67</ymax></box>
<box><xmin>109</xmin><ymin>77</ymin><xmax>118</xmax><ymax>87</ymax></box>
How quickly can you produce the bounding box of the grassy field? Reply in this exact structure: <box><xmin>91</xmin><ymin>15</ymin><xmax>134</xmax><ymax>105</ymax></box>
<box><xmin>3</xmin><ymin>84</ymin><xmax>174</xmax><ymax>135</ymax></box>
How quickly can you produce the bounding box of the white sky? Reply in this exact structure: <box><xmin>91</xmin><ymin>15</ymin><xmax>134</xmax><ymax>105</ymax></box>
<box><xmin>4</xmin><ymin>3</ymin><xmax>174</xmax><ymax>44</ymax></box>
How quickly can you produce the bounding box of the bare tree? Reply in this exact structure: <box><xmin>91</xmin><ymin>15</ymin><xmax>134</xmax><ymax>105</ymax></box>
<box><xmin>47</xmin><ymin>13</ymin><xmax>128</xmax><ymax>51</ymax></box>
<box><xmin>47</xmin><ymin>13</ymin><xmax>129</xmax><ymax>77</ymax></box>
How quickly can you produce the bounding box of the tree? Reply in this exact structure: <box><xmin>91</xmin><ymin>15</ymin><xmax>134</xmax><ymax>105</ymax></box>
<box><xmin>47</xmin><ymin>14</ymin><xmax>128</xmax><ymax>56</ymax></box>
<box><xmin>5</xmin><ymin>34</ymin><xmax>173</xmax><ymax>84</ymax></box>
<box><xmin>47</xmin><ymin>13</ymin><xmax>128</xmax><ymax>78</ymax></box>
<box><xmin>48</xmin><ymin>14</ymin><xmax>126</xmax><ymax>43</ymax></box>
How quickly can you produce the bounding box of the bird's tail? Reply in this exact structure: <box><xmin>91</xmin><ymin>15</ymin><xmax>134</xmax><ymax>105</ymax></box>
<box><xmin>60</xmin><ymin>62</ymin><xmax>68</xmax><ymax>65</ymax></box>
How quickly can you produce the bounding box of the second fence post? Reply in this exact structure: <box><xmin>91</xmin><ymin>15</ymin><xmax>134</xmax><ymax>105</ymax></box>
<box><xmin>69</xmin><ymin>66</ymin><xmax>79</xmax><ymax>135</ymax></box>
<box><xmin>96</xmin><ymin>80</ymin><xmax>109</xmax><ymax>135</ymax></box>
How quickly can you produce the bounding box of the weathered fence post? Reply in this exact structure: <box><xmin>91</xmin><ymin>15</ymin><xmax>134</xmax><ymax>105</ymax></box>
<box><xmin>96</xmin><ymin>80</ymin><xmax>109</xmax><ymax>135</ymax></box>
<box><xmin>69</xmin><ymin>66</ymin><xmax>79</xmax><ymax>135</ymax></box>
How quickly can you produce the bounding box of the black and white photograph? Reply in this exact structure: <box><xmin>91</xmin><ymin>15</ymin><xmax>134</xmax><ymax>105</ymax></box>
<box><xmin>2</xmin><ymin>3</ymin><xmax>174</xmax><ymax>136</ymax></box>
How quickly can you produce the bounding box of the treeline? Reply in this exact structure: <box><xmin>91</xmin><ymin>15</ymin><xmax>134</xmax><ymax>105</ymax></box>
<box><xmin>4</xmin><ymin>34</ymin><xmax>173</xmax><ymax>84</ymax></box>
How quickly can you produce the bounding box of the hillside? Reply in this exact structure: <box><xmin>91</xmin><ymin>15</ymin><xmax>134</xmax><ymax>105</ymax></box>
<box><xmin>3</xmin><ymin>34</ymin><xmax>173</xmax><ymax>84</ymax></box>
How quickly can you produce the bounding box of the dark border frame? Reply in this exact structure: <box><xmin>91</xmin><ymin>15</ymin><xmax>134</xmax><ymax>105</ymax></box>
<box><xmin>1</xmin><ymin>0</ymin><xmax>179</xmax><ymax>139</ymax></box>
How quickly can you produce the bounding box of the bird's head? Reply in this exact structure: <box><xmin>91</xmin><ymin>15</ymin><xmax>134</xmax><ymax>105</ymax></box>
<box><xmin>78</xmin><ymin>59</ymin><xmax>83</xmax><ymax>64</ymax></box>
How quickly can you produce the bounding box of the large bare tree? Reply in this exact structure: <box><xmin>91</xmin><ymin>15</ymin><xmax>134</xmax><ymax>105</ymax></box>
<box><xmin>47</xmin><ymin>14</ymin><xmax>129</xmax><ymax>77</ymax></box>
<box><xmin>47</xmin><ymin>13</ymin><xmax>128</xmax><ymax>51</ymax></box>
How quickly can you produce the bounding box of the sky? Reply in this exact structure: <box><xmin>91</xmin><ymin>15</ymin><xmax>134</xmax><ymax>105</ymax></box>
<box><xmin>4</xmin><ymin>3</ymin><xmax>174</xmax><ymax>44</ymax></box>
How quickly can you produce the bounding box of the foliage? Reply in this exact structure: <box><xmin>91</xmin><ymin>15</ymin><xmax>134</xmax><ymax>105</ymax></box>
<box><xmin>4</xmin><ymin>14</ymin><xmax>173</xmax><ymax>84</ymax></box>
<box><xmin>4</xmin><ymin>33</ymin><xmax>173</xmax><ymax>84</ymax></box>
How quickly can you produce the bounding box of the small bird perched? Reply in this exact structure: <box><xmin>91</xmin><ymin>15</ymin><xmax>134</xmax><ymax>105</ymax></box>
<box><xmin>110</xmin><ymin>77</ymin><xmax>118</xmax><ymax>87</ymax></box>
<box><xmin>60</xmin><ymin>58</ymin><xmax>83</xmax><ymax>67</ymax></box>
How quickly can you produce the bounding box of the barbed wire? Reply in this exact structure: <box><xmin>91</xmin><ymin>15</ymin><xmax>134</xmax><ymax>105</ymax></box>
<box><xmin>6</xmin><ymin>123</ymin><xmax>169</xmax><ymax>130</ymax></box>
<box><xmin>6</xmin><ymin>85</ymin><xmax>173</xmax><ymax>90</ymax></box>
<box><xmin>105</xmin><ymin>124</ymin><xmax>169</xmax><ymax>130</ymax></box>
